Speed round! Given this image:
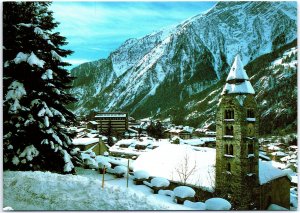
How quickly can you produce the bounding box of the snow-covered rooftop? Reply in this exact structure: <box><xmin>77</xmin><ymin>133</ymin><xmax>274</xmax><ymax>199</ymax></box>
<box><xmin>226</xmin><ymin>55</ymin><xmax>249</xmax><ymax>81</ymax></box>
<box><xmin>222</xmin><ymin>81</ymin><xmax>255</xmax><ymax>95</ymax></box>
<box><xmin>72</xmin><ymin>138</ymin><xmax>99</xmax><ymax>146</ymax></box>
<box><xmin>89</xmin><ymin>121</ymin><xmax>98</xmax><ymax>125</ymax></box>
<box><xmin>95</xmin><ymin>113</ymin><xmax>127</xmax><ymax>118</ymax></box>
<box><xmin>259</xmin><ymin>160</ymin><xmax>290</xmax><ymax>185</ymax></box>
<box><xmin>222</xmin><ymin>54</ymin><xmax>255</xmax><ymax>95</ymax></box>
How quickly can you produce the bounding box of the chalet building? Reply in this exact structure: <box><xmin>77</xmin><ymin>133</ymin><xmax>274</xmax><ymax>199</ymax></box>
<box><xmin>86</xmin><ymin>121</ymin><xmax>98</xmax><ymax>130</ymax></box>
<box><xmin>164</xmin><ymin>129</ymin><xmax>192</xmax><ymax>139</ymax></box>
<box><xmin>215</xmin><ymin>55</ymin><xmax>290</xmax><ymax>210</ymax></box>
<box><xmin>72</xmin><ymin>138</ymin><xmax>108</xmax><ymax>155</ymax></box>
<box><xmin>95</xmin><ymin>112</ymin><xmax>128</xmax><ymax>135</ymax></box>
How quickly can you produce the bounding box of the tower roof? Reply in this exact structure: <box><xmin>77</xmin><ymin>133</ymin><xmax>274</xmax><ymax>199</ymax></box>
<box><xmin>226</xmin><ymin>55</ymin><xmax>249</xmax><ymax>81</ymax></box>
<box><xmin>222</xmin><ymin>54</ymin><xmax>255</xmax><ymax>95</ymax></box>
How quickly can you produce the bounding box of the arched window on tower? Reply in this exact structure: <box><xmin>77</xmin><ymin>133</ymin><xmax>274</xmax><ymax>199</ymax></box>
<box><xmin>227</xmin><ymin>163</ymin><xmax>231</xmax><ymax>172</ymax></box>
<box><xmin>248</xmin><ymin>144</ymin><xmax>254</xmax><ymax>155</ymax></box>
<box><xmin>247</xmin><ymin>109</ymin><xmax>255</xmax><ymax>118</ymax></box>
<box><xmin>229</xmin><ymin>144</ymin><xmax>234</xmax><ymax>155</ymax></box>
<box><xmin>225</xmin><ymin>109</ymin><xmax>234</xmax><ymax>119</ymax></box>
<box><xmin>224</xmin><ymin>144</ymin><xmax>229</xmax><ymax>154</ymax></box>
<box><xmin>225</xmin><ymin>125</ymin><xmax>234</xmax><ymax>136</ymax></box>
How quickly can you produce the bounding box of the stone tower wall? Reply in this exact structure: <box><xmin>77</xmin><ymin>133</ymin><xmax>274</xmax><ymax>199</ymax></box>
<box><xmin>215</xmin><ymin>94</ymin><xmax>259</xmax><ymax>209</ymax></box>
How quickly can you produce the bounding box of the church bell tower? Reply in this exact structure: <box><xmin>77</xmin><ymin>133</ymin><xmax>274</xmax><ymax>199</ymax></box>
<box><xmin>215</xmin><ymin>55</ymin><xmax>259</xmax><ymax>209</ymax></box>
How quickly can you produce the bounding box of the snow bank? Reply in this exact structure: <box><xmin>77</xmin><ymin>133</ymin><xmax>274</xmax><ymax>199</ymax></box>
<box><xmin>150</xmin><ymin>177</ymin><xmax>170</xmax><ymax>188</ymax></box>
<box><xmin>205</xmin><ymin>198</ymin><xmax>231</xmax><ymax>210</ymax></box>
<box><xmin>173</xmin><ymin>186</ymin><xmax>195</xmax><ymax>198</ymax></box>
<box><xmin>3</xmin><ymin>171</ymin><xmax>168</xmax><ymax>210</ymax></box>
<box><xmin>267</xmin><ymin>204</ymin><xmax>289</xmax><ymax>210</ymax></box>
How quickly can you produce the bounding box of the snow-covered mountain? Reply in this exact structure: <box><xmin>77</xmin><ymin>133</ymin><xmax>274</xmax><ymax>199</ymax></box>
<box><xmin>69</xmin><ymin>1</ymin><xmax>297</xmax><ymax>128</ymax></box>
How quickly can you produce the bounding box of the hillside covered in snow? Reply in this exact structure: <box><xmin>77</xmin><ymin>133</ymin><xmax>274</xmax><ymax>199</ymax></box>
<box><xmin>69</xmin><ymin>2</ymin><xmax>297</xmax><ymax>134</ymax></box>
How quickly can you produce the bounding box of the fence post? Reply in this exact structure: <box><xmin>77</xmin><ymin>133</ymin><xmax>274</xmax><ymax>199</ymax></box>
<box><xmin>126</xmin><ymin>159</ymin><xmax>129</xmax><ymax>188</ymax></box>
<box><xmin>102</xmin><ymin>165</ymin><xmax>105</xmax><ymax>188</ymax></box>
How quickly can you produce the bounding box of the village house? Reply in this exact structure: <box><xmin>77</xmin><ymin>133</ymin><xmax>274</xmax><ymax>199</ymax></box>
<box><xmin>72</xmin><ymin>137</ymin><xmax>108</xmax><ymax>156</ymax></box>
<box><xmin>164</xmin><ymin>128</ymin><xmax>192</xmax><ymax>139</ymax></box>
<box><xmin>215</xmin><ymin>55</ymin><xmax>290</xmax><ymax>210</ymax></box>
<box><xmin>86</xmin><ymin>121</ymin><xmax>98</xmax><ymax>130</ymax></box>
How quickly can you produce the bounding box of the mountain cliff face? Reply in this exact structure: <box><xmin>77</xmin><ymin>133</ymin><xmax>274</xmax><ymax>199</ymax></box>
<box><xmin>69</xmin><ymin>1</ymin><xmax>297</xmax><ymax>131</ymax></box>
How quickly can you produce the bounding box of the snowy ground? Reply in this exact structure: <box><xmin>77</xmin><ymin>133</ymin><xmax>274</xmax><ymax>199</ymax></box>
<box><xmin>3</xmin><ymin>169</ymin><xmax>193</xmax><ymax>210</ymax></box>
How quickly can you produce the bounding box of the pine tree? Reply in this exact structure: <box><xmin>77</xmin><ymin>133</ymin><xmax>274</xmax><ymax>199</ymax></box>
<box><xmin>3</xmin><ymin>2</ymin><xmax>77</xmax><ymax>173</ymax></box>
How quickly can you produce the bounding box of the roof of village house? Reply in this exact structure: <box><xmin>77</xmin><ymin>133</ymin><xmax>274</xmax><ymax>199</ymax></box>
<box><xmin>89</xmin><ymin>121</ymin><xmax>99</xmax><ymax>125</ymax></box>
<box><xmin>258</xmin><ymin>160</ymin><xmax>291</xmax><ymax>185</ymax></box>
<box><xmin>72</xmin><ymin>138</ymin><xmax>99</xmax><ymax>146</ymax></box>
<box><xmin>222</xmin><ymin>55</ymin><xmax>255</xmax><ymax>95</ymax></box>
<box><xmin>95</xmin><ymin>112</ymin><xmax>127</xmax><ymax>118</ymax></box>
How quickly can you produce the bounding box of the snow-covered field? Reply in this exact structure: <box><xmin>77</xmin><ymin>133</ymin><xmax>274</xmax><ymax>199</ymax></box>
<box><xmin>134</xmin><ymin>144</ymin><xmax>216</xmax><ymax>191</ymax></box>
<box><xmin>3</xmin><ymin>144</ymin><xmax>297</xmax><ymax>210</ymax></box>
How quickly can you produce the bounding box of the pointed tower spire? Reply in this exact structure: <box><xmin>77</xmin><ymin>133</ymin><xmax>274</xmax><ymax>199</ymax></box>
<box><xmin>222</xmin><ymin>55</ymin><xmax>255</xmax><ymax>95</ymax></box>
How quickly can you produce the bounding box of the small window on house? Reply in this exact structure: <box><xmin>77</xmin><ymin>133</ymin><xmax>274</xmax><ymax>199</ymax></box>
<box><xmin>248</xmin><ymin>144</ymin><xmax>254</xmax><ymax>154</ymax></box>
<box><xmin>229</xmin><ymin>144</ymin><xmax>234</xmax><ymax>155</ymax></box>
<box><xmin>227</xmin><ymin>163</ymin><xmax>231</xmax><ymax>172</ymax></box>
<box><xmin>225</xmin><ymin>109</ymin><xmax>234</xmax><ymax>119</ymax></box>
<box><xmin>247</xmin><ymin>109</ymin><xmax>255</xmax><ymax>118</ymax></box>
<box><xmin>225</xmin><ymin>125</ymin><xmax>234</xmax><ymax>135</ymax></box>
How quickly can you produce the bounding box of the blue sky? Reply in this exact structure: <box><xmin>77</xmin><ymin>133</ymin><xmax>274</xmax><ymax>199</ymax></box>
<box><xmin>50</xmin><ymin>1</ymin><xmax>216</xmax><ymax>68</ymax></box>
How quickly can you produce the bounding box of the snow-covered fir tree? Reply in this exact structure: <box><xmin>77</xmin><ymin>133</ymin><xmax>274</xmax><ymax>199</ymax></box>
<box><xmin>3</xmin><ymin>2</ymin><xmax>77</xmax><ymax>173</ymax></box>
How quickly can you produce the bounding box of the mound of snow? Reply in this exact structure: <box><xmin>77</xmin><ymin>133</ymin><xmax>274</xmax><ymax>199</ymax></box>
<box><xmin>173</xmin><ymin>186</ymin><xmax>195</xmax><ymax>199</ymax></box>
<box><xmin>134</xmin><ymin>170</ymin><xmax>150</xmax><ymax>180</ymax></box>
<box><xmin>3</xmin><ymin>206</ymin><xmax>14</xmax><ymax>211</ymax></box>
<box><xmin>150</xmin><ymin>177</ymin><xmax>170</xmax><ymax>188</ymax></box>
<box><xmin>184</xmin><ymin>200</ymin><xmax>205</xmax><ymax>210</ymax></box>
<box><xmin>205</xmin><ymin>198</ymin><xmax>231</xmax><ymax>210</ymax></box>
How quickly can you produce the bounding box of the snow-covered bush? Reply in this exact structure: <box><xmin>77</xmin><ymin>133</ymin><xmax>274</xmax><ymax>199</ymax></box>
<box><xmin>173</xmin><ymin>186</ymin><xmax>196</xmax><ymax>204</ymax></box>
<box><xmin>150</xmin><ymin>177</ymin><xmax>170</xmax><ymax>193</ymax></box>
<box><xmin>150</xmin><ymin>177</ymin><xmax>170</xmax><ymax>188</ymax></box>
<box><xmin>205</xmin><ymin>198</ymin><xmax>231</xmax><ymax>210</ymax></box>
<box><xmin>83</xmin><ymin>158</ymin><xmax>98</xmax><ymax>169</ymax></box>
<box><xmin>173</xmin><ymin>186</ymin><xmax>195</xmax><ymax>199</ymax></box>
<box><xmin>112</xmin><ymin>165</ymin><xmax>127</xmax><ymax>177</ymax></box>
<box><xmin>133</xmin><ymin>170</ymin><xmax>150</xmax><ymax>185</ymax></box>
<box><xmin>97</xmin><ymin>158</ymin><xmax>111</xmax><ymax>173</ymax></box>
<box><xmin>183</xmin><ymin>200</ymin><xmax>205</xmax><ymax>210</ymax></box>
<box><xmin>134</xmin><ymin>170</ymin><xmax>150</xmax><ymax>180</ymax></box>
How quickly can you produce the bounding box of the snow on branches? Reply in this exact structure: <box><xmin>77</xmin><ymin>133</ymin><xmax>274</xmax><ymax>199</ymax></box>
<box><xmin>5</xmin><ymin>81</ymin><xmax>27</xmax><ymax>114</ymax></box>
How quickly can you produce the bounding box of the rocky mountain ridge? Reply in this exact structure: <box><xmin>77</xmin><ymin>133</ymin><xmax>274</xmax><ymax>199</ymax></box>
<box><xmin>69</xmin><ymin>1</ymin><xmax>297</xmax><ymax>133</ymax></box>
